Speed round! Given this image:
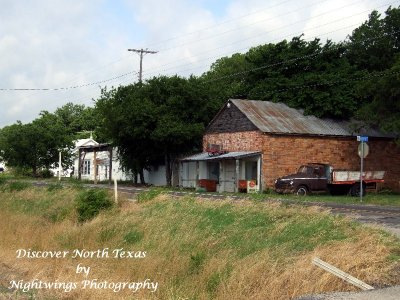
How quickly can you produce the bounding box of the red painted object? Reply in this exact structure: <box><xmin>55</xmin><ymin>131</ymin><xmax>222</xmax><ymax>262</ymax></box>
<box><xmin>198</xmin><ymin>179</ymin><xmax>217</xmax><ymax>192</ymax></box>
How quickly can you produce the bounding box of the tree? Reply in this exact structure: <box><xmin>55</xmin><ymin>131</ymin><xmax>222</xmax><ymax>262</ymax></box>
<box><xmin>346</xmin><ymin>6</ymin><xmax>400</xmax><ymax>72</ymax></box>
<box><xmin>54</xmin><ymin>103</ymin><xmax>98</xmax><ymax>140</ymax></box>
<box><xmin>355</xmin><ymin>56</ymin><xmax>400</xmax><ymax>137</ymax></box>
<box><xmin>201</xmin><ymin>53</ymin><xmax>250</xmax><ymax>104</ymax></box>
<box><xmin>96</xmin><ymin>85</ymin><xmax>159</xmax><ymax>184</ymax></box>
<box><xmin>240</xmin><ymin>36</ymin><xmax>361</xmax><ymax>118</ymax></box>
<box><xmin>96</xmin><ymin>75</ymin><xmax>215</xmax><ymax>186</ymax></box>
<box><xmin>0</xmin><ymin>112</ymin><xmax>72</xmax><ymax>176</ymax></box>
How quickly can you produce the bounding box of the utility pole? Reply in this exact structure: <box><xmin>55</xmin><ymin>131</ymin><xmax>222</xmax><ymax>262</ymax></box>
<box><xmin>127</xmin><ymin>48</ymin><xmax>158</xmax><ymax>83</ymax></box>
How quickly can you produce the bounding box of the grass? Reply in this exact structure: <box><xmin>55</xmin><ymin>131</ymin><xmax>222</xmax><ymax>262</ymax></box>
<box><xmin>0</xmin><ymin>186</ymin><xmax>399</xmax><ymax>299</ymax></box>
<box><xmin>5</xmin><ymin>174</ymin><xmax>399</xmax><ymax>206</ymax></box>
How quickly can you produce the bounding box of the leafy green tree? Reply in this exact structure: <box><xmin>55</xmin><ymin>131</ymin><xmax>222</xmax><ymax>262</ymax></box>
<box><xmin>201</xmin><ymin>53</ymin><xmax>250</xmax><ymax>103</ymax></box>
<box><xmin>346</xmin><ymin>6</ymin><xmax>400</xmax><ymax>72</ymax></box>
<box><xmin>0</xmin><ymin>112</ymin><xmax>72</xmax><ymax>176</ymax></box>
<box><xmin>96</xmin><ymin>75</ymin><xmax>215</xmax><ymax>186</ymax></box>
<box><xmin>54</xmin><ymin>103</ymin><xmax>98</xmax><ymax>140</ymax></box>
<box><xmin>96</xmin><ymin>85</ymin><xmax>158</xmax><ymax>184</ymax></box>
<box><xmin>355</xmin><ymin>56</ymin><xmax>400</xmax><ymax>137</ymax></box>
<box><xmin>241</xmin><ymin>37</ymin><xmax>361</xmax><ymax>118</ymax></box>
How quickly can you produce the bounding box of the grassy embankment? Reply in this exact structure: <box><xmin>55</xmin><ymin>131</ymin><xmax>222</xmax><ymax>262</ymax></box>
<box><xmin>0</xmin><ymin>177</ymin><xmax>399</xmax><ymax>300</ymax></box>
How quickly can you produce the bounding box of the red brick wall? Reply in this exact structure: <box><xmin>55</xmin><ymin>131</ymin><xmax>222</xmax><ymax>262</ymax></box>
<box><xmin>203</xmin><ymin>132</ymin><xmax>400</xmax><ymax>192</ymax></box>
<box><xmin>203</xmin><ymin>131</ymin><xmax>263</xmax><ymax>152</ymax></box>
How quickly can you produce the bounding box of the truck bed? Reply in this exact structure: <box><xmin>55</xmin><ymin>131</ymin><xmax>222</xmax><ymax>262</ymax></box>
<box><xmin>332</xmin><ymin>170</ymin><xmax>385</xmax><ymax>183</ymax></box>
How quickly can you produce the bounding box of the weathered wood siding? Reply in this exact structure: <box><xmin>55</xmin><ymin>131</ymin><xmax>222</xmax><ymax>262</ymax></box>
<box><xmin>206</xmin><ymin>104</ymin><xmax>258</xmax><ymax>133</ymax></box>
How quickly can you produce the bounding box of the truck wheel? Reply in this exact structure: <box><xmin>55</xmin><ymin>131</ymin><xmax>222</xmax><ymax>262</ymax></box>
<box><xmin>296</xmin><ymin>186</ymin><xmax>308</xmax><ymax>196</ymax></box>
<box><xmin>350</xmin><ymin>183</ymin><xmax>366</xmax><ymax>197</ymax></box>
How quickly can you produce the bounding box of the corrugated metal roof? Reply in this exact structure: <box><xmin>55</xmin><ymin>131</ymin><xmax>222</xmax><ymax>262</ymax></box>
<box><xmin>181</xmin><ymin>151</ymin><xmax>261</xmax><ymax>162</ymax></box>
<box><xmin>230</xmin><ymin>99</ymin><xmax>391</xmax><ymax>138</ymax></box>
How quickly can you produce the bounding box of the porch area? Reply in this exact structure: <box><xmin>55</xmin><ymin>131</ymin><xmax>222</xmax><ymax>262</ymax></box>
<box><xmin>180</xmin><ymin>151</ymin><xmax>262</xmax><ymax>193</ymax></box>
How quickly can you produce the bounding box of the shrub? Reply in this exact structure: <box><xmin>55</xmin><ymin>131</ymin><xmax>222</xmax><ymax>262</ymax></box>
<box><xmin>75</xmin><ymin>189</ymin><xmax>113</xmax><ymax>222</ymax></box>
<box><xmin>37</xmin><ymin>169</ymin><xmax>54</xmax><ymax>178</ymax></box>
<box><xmin>0</xmin><ymin>176</ymin><xmax>7</xmax><ymax>185</ymax></box>
<box><xmin>8</xmin><ymin>181</ymin><xmax>31</xmax><ymax>191</ymax></box>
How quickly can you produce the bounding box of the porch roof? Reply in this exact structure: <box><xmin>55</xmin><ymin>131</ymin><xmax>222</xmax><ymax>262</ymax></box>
<box><xmin>181</xmin><ymin>151</ymin><xmax>261</xmax><ymax>162</ymax></box>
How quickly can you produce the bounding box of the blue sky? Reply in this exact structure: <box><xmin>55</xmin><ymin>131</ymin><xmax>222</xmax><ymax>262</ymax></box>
<box><xmin>0</xmin><ymin>0</ymin><xmax>396</xmax><ymax>127</ymax></box>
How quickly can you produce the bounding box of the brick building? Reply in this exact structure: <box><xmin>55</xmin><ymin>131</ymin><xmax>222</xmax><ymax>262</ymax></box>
<box><xmin>181</xmin><ymin>99</ymin><xmax>400</xmax><ymax>193</ymax></box>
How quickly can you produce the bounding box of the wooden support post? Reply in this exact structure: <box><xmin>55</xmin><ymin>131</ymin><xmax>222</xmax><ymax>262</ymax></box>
<box><xmin>257</xmin><ymin>155</ymin><xmax>262</xmax><ymax>192</ymax></box>
<box><xmin>219</xmin><ymin>161</ymin><xmax>223</xmax><ymax>192</ymax></box>
<box><xmin>196</xmin><ymin>161</ymin><xmax>199</xmax><ymax>189</ymax></box>
<box><xmin>108</xmin><ymin>146</ymin><xmax>112</xmax><ymax>185</ymax></box>
<box><xmin>114</xmin><ymin>178</ymin><xmax>118</xmax><ymax>204</ymax></box>
<box><xmin>312</xmin><ymin>257</ymin><xmax>374</xmax><ymax>290</ymax></box>
<box><xmin>78</xmin><ymin>148</ymin><xmax>82</xmax><ymax>180</ymax></box>
<box><xmin>93</xmin><ymin>150</ymin><xmax>97</xmax><ymax>184</ymax></box>
<box><xmin>235</xmin><ymin>159</ymin><xmax>240</xmax><ymax>193</ymax></box>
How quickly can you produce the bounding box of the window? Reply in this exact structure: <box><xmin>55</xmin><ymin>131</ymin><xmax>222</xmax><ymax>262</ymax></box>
<box><xmin>83</xmin><ymin>160</ymin><xmax>91</xmax><ymax>175</ymax></box>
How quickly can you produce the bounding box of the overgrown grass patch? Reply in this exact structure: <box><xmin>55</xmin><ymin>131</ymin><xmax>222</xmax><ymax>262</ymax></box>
<box><xmin>0</xmin><ymin>189</ymin><xmax>398</xmax><ymax>300</ymax></box>
<box><xmin>136</xmin><ymin>188</ymin><xmax>164</xmax><ymax>203</ymax></box>
<box><xmin>7</xmin><ymin>181</ymin><xmax>31</xmax><ymax>191</ymax></box>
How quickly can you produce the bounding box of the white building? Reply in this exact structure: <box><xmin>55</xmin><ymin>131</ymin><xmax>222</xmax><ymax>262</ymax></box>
<box><xmin>73</xmin><ymin>139</ymin><xmax>167</xmax><ymax>185</ymax></box>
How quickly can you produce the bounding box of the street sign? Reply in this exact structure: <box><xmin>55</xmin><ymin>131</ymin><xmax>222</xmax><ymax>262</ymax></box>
<box><xmin>358</xmin><ymin>143</ymin><xmax>369</xmax><ymax>158</ymax></box>
<box><xmin>357</xmin><ymin>136</ymin><xmax>368</xmax><ymax>142</ymax></box>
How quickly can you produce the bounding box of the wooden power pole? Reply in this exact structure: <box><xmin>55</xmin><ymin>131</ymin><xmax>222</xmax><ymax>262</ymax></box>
<box><xmin>128</xmin><ymin>48</ymin><xmax>158</xmax><ymax>83</ymax></box>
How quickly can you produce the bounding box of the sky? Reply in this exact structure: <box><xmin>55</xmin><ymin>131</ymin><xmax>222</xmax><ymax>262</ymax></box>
<box><xmin>0</xmin><ymin>0</ymin><xmax>397</xmax><ymax>127</ymax></box>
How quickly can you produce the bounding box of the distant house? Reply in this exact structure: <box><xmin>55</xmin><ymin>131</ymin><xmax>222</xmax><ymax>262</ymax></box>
<box><xmin>73</xmin><ymin>140</ymin><xmax>131</xmax><ymax>182</ymax></box>
<box><xmin>73</xmin><ymin>139</ymin><xmax>167</xmax><ymax>185</ymax></box>
<box><xmin>181</xmin><ymin>99</ymin><xmax>400</xmax><ymax>192</ymax></box>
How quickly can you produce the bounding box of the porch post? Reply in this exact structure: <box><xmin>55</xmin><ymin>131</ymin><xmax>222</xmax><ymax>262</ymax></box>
<box><xmin>179</xmin><ymin>161</ymin><xmax>183</xmax><ymax>187</ymax></box>
<box><xmin>93</xmin><ymin>149</ymin><xmax>97</xmax><ymax>184</ymax></box>
<box><xmin>257</xmin><ymin>155</ymin><xmax>262</xmax><ymax>192</ymax></box>
<box><xmin>108</xmin><ymin>146</ymin><xmax>112</xmax><ymax>185</ymax></box>
<box><xmin>78</xmin><ymin>148</ymin><xmax>82</xmax><ymax>180</ymax></box>
<box><xmin>219</xmin><ymin>161</ymin><xmax>223</xmax><ymax>192</ymax></box>
<box><xmin>235</xmin><ymin>159</ymin><xmax>240</xmax><ymax>193</ymax></box>
<box><xmin>196</xmin><ymin>161</ymin><xmax>199</xmax><ymax>188</ymax></box>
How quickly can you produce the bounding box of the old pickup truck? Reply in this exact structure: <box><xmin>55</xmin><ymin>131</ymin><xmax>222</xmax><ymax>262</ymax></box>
<box><xmin>274</xmin><ymin>163</ymin><xmax>385</xmax><ymax>196</ymax></box>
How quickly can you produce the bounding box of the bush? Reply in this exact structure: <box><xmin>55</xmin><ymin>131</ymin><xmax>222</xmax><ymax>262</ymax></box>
<box><xmin>10</xmin><ymin>167</ymin><xmax>32</xmax><ymax>177</ymax></box>
<box><xmin>0</xmin><ymin>176</ymin><xmax>7</xmax><ymax>185</ymax></box>
<box><xmin>8</xmin><ymin>181</ymin><xmax>31</xmax><ymax>191</ymax></box>
<box><xmin>37</xmin><ymin>169</ymin><xmax>54</xmax><ymax>178</ymax></box>
<box><xmin>76</xmin><ymin>189</ymin><xmax>114</xmax><ymax>222</ymax></box>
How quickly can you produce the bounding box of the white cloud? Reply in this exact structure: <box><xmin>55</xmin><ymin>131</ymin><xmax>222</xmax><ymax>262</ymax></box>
<box><xmin>0</xmin><ymin>0</ymin><xmax>392</xmax><ymax>127</ymax></box>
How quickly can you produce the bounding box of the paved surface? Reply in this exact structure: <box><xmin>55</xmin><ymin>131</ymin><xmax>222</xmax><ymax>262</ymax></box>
<box><xmin>297</xmin><ymin>285</ymin><xmax>400</xmax><ymax>300</ymax></box>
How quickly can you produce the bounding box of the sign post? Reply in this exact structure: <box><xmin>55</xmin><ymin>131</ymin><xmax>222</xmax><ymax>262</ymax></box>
<box><xmin>357</xmin><ymin>136</ymin><xmax>369</xmax><ymax>202</ymax></box>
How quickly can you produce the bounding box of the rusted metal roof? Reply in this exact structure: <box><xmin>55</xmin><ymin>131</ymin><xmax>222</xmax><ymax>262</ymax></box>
<box><xmin>181</xmin><ymin>151</ymin><xmax>261</xmax><ymax>162</ymax></box>
<box><xmin>230</xmin><ymin>99</ymin><xmax>391</xmax><ymax>137</ymax></box>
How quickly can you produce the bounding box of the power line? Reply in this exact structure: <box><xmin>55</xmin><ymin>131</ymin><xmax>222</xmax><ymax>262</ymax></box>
<box><xmin>0</xmin><ymin>71</ymin><xmax>138</xmax><ymax>91</ymax></box>
<box><xmin>155</xmin><ymin>0</ymin><xmax>369</xmax><ymax>52</ymax></box>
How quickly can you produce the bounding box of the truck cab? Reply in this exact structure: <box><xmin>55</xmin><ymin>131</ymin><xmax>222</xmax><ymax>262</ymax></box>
<box><xmin>274</xmin><ymin>163</ymin><xmax>330</xmax><ymax>195</ymax></box>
